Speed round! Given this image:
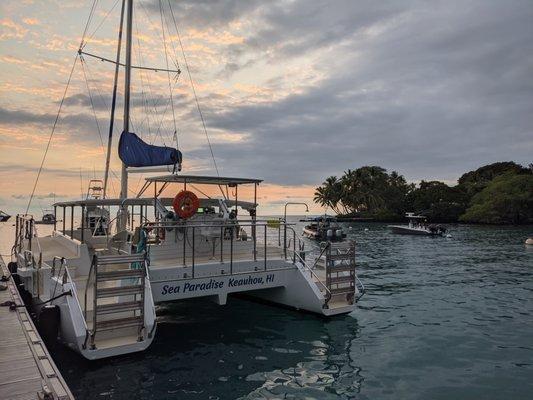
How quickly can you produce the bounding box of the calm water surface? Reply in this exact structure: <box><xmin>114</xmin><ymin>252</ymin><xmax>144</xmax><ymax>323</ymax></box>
<box><xmin>1</xmin><ymin>220</ymin><xmax>532</xmax><ymax>399</ymax></box>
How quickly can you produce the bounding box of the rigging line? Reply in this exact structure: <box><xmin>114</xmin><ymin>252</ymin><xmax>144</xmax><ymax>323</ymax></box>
<box><xmin>80</xmin><ymin>0</ymin><xmax>99</xmax><ymax>48</ymax></box>
<box><xmin>103</xmin><ymin>0</ymin><xmax>125</xmax><ymax>200</ymax></box>
<box><xmin>82</xmin><ymin>58</ymin><xmax>122</xmax><ymax>196</ymax></box>
<box><xmin>189</xmin><ymin>184</ymin><xmax>211</xmax><ymax>199</ymax></box>
<box><xmin>133</xmin><ymin>19</ymin><xmax>151</xmax><ymax>139</ymax></box>
<box><xmin>83</xmin><ymin>0</ymin><xmax>121</xmax><ymax>49</ymax></box>
<box><xmin>158</xmin><ymin>0</ymin><xmax>178</xmax><ymax>149</ymax></box>
<box><xmin>110</xmin><ymin>169</ymin><xmax>137</xmax><ymax>196</ymax></box>
<box><xmin>152</xmin><ymin>95</ymin><xmax>174</xmax><ymax>145</ymax></box>
<box><xmin>167</xmin><ymin>0</ymin><xmax>226</xmax><ymax>200</ymax></box>
<box><xmin>161</xmin><ymin>3</ymin><xmax>182</xmax><ymax>146</ymax></box>
<box><xmin>164</xmin><ymin>4</ymin><xmax>181</xmax><ymax>71</ymax></box>
<box><xmin>167</xmin><ymin>1</ymin><xmax>219</xmax><ymax>174</ymax></box>
<box><xmin>84</xmin><ymin>56</ymin><xmax>137</xmax><ymax>141</ymax></box>
<box><xmin>80</xmin><ymin>57</ymin><xmax>106</xmax><ymax>153</ymax></box>
<box><xmin>80</xmin><ymin>50</ymin><xmax>180</xmax><ymax>73</ymax></box>
<box><xmin>82</xmin><ymin>59</ymin><xmax>109</xmax><ymax>109</ymax></box>
<box><xmin>132</xmin><ymin>29</ymin><xmax>148</xmax><ymax>194</ymax></box>
<box><xmin>83</xmin><ymin>55</ymin><xmax>121</xmax><ymax>196</ymax></box>
<box><xmin>137</xmin><ymin>0</ymin><xmax>171</xmax><ymax>57</ymax></box>
<box><xmin>25</xmin><ymin>55</ymin><xmax>79</xmax><ymax>214</ymax></box>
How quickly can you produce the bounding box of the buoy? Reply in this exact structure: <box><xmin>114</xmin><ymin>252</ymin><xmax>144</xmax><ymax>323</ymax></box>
<box><xmin>446</xmin><ymin>234</ymin><xmax>452</xmax><ymax>238</ymax></box>
<box><xmin>172</xmin><ymin>190</ymin><xmax>199</xmax><ymax>219</ymax></box>
<box><xmin>39</xmin><ymin>305</ymin><xmax>60</xmax><ymax>347</ymax></box>
<box><xmin>526</xmin><ymin>238</ymin><xmax>533</xmax><ymax>245</ymax></box>
<box><xmin>364</xmin><ymin>228</ymin><xmax>369</xmax><ymax>232</ymax></box>
<box><xmin>327</xmin><ymin>229</ymin><xmax>333</xmax><ymax>238</ymax></box>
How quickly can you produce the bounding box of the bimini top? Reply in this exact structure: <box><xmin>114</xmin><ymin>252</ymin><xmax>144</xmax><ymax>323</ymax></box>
<box><xmin>53</xmin><ymin>197</ymin><xmax>256</xmax><ymax>209</ymax></box>
<box><xmin>145</xmin><ymin>174</ymin><xmax>263</xmax><ymax>186</ymax></box>
<box><xmin>405</xmin><ymin>213</ymin><xmax>427</xmax><ymax>219</ymax></box>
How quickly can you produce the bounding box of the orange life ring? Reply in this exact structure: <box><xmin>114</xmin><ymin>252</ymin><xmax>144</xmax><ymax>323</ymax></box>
<box><xmin>172</xmin><ymin>190</ymin><xmax>199</xmax><ymax>219</ymax></box>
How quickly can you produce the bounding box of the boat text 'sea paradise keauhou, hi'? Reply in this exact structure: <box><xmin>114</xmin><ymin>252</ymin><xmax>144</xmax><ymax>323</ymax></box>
<box><xmin>9</xmin><ymin>0</ymin><xmax>364</xmax><ymax>360</ymax></box>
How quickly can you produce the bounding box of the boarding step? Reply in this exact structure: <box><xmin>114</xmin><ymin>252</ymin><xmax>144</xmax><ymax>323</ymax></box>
<box><xmin>96</xmin><ymin>253</ymin><xmax>146</xmax><ymax>266</ymax></box>
<box><xmin>327</xmin><ymin>265</ymin><xmax>355</xmax><ymax>273</ymax></box>
<box><xmin>96</xmin><ymin>301</ymin><xmax>143</xmax><ymax>315</ymax></box>
<box><xmin>96</xmin><ymin>285</ymin><xmax>143</xmax><ymax>298</ymax></box>
<box><xmin>329</xmin><ymin>287</ymin><xmax>354</xmax><ymax>295</ymax></box>
<box><xmin>95</xmin><ymin>316</ymin><xmax>143</xmax><ymax>331</ymax></box>
<box><xmin>327</xmin><ymin>253</ymin><xmax>355</xmax><ymax>261</ymax></box>
<box><xmin>96</xmin><ymin>269</ymin><xmax>144</xmax><ymax>281</ymax></box>
<box><xmin>328</xmin><ymin>275</ymin><xmax>355</xmax><ymax>285</ymax></box>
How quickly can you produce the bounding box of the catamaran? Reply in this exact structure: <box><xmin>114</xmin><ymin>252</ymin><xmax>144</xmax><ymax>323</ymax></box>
<box><xmin>8</xmin><ymin>0</ymin><xmax>364</xmax><ymax>360</ymax></box>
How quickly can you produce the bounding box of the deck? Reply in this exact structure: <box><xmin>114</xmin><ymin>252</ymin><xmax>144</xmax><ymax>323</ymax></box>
<box><xmin>0</xmin><ymin>255</ymin><xmax>74</xmax><ymax>400</ymax></box>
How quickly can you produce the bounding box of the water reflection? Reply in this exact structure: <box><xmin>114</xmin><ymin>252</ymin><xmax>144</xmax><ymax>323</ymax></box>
<box><xmin>54</xmin><ymin>297</ymin><xmax>364</xmax><ymax>399</ymax></box>
<box><xmin>3</xmin><ymin>220</ymin><xmax>533</xmax><ymax>399</ymax></box>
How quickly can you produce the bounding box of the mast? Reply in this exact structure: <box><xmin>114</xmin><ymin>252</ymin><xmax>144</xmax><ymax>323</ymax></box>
<box><xmin>121</xmin><ymin>0</ymin><xmax>133</xmax><ymax>201</ymax></box>
<box><xmin>103</xmin><ymin>0</ymin><xmax>126</xmax><ymax>199</ymax></box>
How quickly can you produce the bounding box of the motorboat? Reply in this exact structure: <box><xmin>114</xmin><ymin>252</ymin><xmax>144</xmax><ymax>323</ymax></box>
<box><xmin>7</xmin><ymin>0</ymin><xmax>364</xmax><ymax>361</ymax></box>
<box><xmin>389</xmin><ymin>213</ymin><xmax>447</xmax><ymax>236</ymax></box>
<box><xmin>303</xmin><ymin>216</ymin><xmax>347</xmax><ymax>241</ymax></box>
<box><xmin>0</xmin><ymin>210</ymin><xmax>10</xmax><ymax>222</ymax></box>
<box><xmin>35</xmin><ymin>210</ymin><xmax>56</xmax><ymax>225</ymax></box>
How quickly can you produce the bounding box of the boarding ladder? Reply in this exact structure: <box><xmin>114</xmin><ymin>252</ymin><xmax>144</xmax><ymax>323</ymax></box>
<box><xmin>85</xmin><ymin>252</ymin><xmax>147</xmax><ymax>349</ymax></box>
<box><xmin>323</xmin><ymin>241</ymin><xmax>358</xmax><ymax>305</ymax></box>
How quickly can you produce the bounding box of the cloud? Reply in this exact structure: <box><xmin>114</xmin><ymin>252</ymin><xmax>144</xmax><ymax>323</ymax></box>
<box><xmin>187</xmin><ymin>0</ymin><xmax>533</xmax><ymax>185</ymax></box>
<box><xmin>0</xmin><ymin>18</ymin><xmax>28</xmax><ymax>40</ymax></box>
<box><xmin>60</xmin><ymin>91</ymin><xmax>188</xmax><ymax>111</ymax></box>
<box><xmin>12</xmin><ymin>192</ymin><xmax>64</xmax><ymax>200</ymax></box>
<box><xmin>22</xmin><ymin>17</ymin><xmax>39</xmax><ymax>25</ymax></box>
<box><xmin>1</xmin><ymin>0</ymin><xmax>532</xmax><ymax>202</ymax></box>
<box><xmin>0</xmin><ymin>55</ymin><xmax>29</xmax><ymax>65</ymax></box>
<box><xmin>143</xmin><ymin>0</ymin><xmax>265</xmax><ymax>28</ymax></box>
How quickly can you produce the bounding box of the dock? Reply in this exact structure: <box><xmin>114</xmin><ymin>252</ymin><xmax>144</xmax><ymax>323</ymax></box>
<box><xmin>0</xmin><ymin>255</ymin><xmax>74</xmax><ymax>400</ymax></box>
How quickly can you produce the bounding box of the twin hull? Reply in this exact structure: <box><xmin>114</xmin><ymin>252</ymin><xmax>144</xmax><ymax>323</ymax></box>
<box><xmin>23</xmin><ymin>250</ymin><xmax>354</xmax><ymax>360</ymax></box>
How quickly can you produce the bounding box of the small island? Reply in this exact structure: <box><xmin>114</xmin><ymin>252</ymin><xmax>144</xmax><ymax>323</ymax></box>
<box><xmin>314</xmin><ymin>161</ymin><xmax>533</xmax><ymax>224</ymax></box>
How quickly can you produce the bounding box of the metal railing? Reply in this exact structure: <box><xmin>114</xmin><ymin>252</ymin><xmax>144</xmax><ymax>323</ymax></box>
<box><xmin>141</xmin><ymin>220</ymin><xmax>299</xmax><ymax>277</ymax></box>
<box><xmin>14</xmin><ymin>214</ymin><xmax>42</xmax><ymax>260</ymax></box>
<box><xmin>51</xmin><ymin>256</ymin><xmax>66</xmax><ymax>298</ymax></box>
<box><xmin>291</xmin><ymin>250</ymin><xmax>332</xmax><ymax>302</ymax></box>
<box><xmin>139</xmin><ymin>220</ymin><xmax>337</xmax><ymax>303</ymax></box>
<box><xmin>50</xmin><ymin>257</ymin><xmax>89</xmax><ymax>327</ymax></box>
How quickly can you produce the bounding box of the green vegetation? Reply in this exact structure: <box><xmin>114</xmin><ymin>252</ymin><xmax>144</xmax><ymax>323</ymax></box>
<box><xmin>314</xmin><ymin>162</ymin><xmax>533</xmax><ymax>224</ymax></box>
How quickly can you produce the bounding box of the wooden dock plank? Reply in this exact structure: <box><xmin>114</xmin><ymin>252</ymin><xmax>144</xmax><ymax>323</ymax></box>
<box><xmin>0</xmin><ymin>255</ymin><xmax>74</xmax><ymax>400</ymax></box>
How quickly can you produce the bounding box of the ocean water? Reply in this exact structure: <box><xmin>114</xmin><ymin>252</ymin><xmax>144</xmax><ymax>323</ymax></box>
<box><xmin>1</xmin><ymin>220</ymin><xmax>533</xmax><ymax>399</ymax></box>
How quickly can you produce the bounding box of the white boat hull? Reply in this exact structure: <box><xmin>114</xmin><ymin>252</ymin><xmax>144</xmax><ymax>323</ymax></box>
<box><xmin>389</xmin><ymin>225</ymin><xmax>443</xmax><ymax>236</ymax></box>
<box><xmin>13</xmin><ymin>217</ymin><xmax>361</xmax><ymax>361</ymax></box>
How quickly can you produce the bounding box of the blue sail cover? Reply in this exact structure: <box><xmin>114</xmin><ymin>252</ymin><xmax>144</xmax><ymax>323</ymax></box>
<box><xmin>118</xmin><ymin>131</ymin><xmax>182</xmax><ymax>168</ymax></box>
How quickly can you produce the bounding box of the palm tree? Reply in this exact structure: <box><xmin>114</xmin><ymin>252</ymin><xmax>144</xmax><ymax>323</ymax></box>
<box><xmin>314</xmin><ymin>176</ymin><xmax>343</xmax><ymax>213</ymax></box>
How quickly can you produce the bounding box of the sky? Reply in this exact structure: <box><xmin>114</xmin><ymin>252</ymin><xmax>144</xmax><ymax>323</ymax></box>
<box><xmin>0</xmin><ymin>0</ymin><xmax>532</xmax><ymax>215</ymax></box>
